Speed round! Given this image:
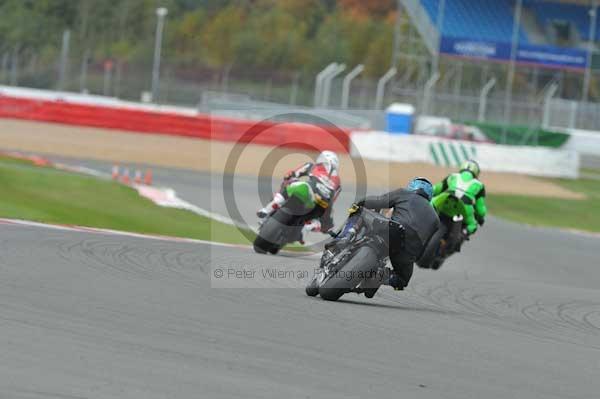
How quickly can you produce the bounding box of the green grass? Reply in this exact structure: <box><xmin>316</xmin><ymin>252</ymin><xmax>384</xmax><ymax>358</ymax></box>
<box><xmin>487</xmin><ymin>176</ymin><xmax>600</xmax><ymax>233</ymax></box>
<box><xmin>0</xmin><ymin>158</ymin><xmax>255</xmax><ymax>245</ymax></box>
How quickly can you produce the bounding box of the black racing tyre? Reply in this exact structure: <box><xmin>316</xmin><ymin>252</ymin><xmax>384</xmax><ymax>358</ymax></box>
<box><xmin>431</xmin><ymin>258</ymin><xmax>444</xmax><ymax>270</ymax></box>
<box><xmin>253</xmin><ymin>236</ymin><xmax>274</xmax><ymax>254</ymax></box>
<box><xmin>305</xmin><ymin>277</ymin><xmax>319</xmax><ymax>297</ymax></box>
<box><xmin>319</xmin><ymin>246</ymin><xmax>379</xmax><ymax>301</ymax></box>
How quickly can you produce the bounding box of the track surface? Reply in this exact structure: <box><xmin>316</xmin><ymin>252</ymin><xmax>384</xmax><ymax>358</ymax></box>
<box><xmin>1</xmin><ymin>156</ymin><xmax>599</xmax><ymax>398</ymax></box>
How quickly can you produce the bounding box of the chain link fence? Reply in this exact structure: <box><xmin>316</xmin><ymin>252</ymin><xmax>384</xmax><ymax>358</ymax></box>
<box><xmin>2</xmin><ymin>28</ymin><xmax>600</xmax><ymax>134</ymax></box>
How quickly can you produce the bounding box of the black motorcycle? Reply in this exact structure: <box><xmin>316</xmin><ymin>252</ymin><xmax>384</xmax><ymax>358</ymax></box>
<box><xmin>417</xmin><ymin>214</ymin><xmax>466</xmax><ymax>270</ymax></box>
<box><xmin>306</xmin><ymin>207</ymin><xmax>405</xmax><ymax>301</ymax></box>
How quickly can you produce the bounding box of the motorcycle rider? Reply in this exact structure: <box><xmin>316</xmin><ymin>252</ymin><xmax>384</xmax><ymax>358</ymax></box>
<box><xmin>418</xmin><ymin>159</ymin><xmax>487</xmax><ymax>268</ymax></box>
<box><xmin>257</xmin><ymin>150</ymin><xmax>341</xmax><ymax>235</ymax></box>
<box><xmin>343</xmin><ymin>178</ymin><xmax>439</xmax><ymax>291</ymax></box>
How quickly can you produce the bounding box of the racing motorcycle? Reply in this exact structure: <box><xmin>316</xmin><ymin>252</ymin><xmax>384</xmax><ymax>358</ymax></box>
<box><xmin>305</xmin><ymin>206</ymin><xmax>405</xmax><ymax>301</ymax></box>
<box><xmin>253</xmin><ymin>175</ymin><xmax>335</xmax><ymax>255</ymax></box>
<box><xmin>418</xmin><ymin>191</ymin><xmax>469</xmax><ymax>270</ymax></box>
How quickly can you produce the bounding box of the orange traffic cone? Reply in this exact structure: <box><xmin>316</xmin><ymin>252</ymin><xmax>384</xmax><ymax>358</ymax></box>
<box><xmin>121</xmin><ymin>168</ymin><xmax>130</xmax><ymax>184</ymax></box>
<box><xmin>143</xmin><ymin>169</ymin><xmax>153</xmax><ymax>185</ymax></box>
<box><xmin>112</xmin><ymin>165</ymin><xmax>120</xmax><ymax>180</ymax></box>
<box><xmin>134</xmin><ymin>169</ymin><xmax>142</xmax><ymax>184</ymax></box>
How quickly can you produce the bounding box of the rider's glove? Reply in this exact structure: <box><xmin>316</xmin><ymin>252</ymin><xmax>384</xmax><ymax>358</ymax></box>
<box><xmin>348</xmin><ymin>203</ymin><xmax>361</xmax><ymax>215</ymax></box>
<box><xmin>302</xmin><ymin>220</ymin><xmax>321</xmax><ymax>234</ymax></box>
<box><xmin>284</xmin><ymin>170</ymin><xmax>297</xmax><ymax>180</ymax></box>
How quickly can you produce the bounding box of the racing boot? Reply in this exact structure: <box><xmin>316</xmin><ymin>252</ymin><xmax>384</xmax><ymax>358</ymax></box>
<box><xmin>257</xmin><ymin>192</ymin><xmax>285</xmax><ymax>219</ymax></box>
<box><xmin>388</xmin><ymin>272</ymin><xmax>405</xmax><ymax>291</ymax></box>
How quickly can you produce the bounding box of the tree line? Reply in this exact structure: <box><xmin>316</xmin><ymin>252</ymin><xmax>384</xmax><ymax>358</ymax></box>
<box><xmin>0</xmin><ymin>0</ymin><xmax>399</xmax><ymax>79</ymax></box>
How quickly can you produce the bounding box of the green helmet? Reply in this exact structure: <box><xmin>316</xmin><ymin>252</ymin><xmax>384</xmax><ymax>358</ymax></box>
<box><xmin>460</xmin><ymin>159</ymin><xmax>480</xmax><ymax>178</ymax></box>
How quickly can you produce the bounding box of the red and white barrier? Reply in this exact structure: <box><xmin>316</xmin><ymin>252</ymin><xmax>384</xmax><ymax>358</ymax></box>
<box><xmin>0</xmin><ymin>86</ymin><xmax>351</xmax><ymax>153</ymax></box>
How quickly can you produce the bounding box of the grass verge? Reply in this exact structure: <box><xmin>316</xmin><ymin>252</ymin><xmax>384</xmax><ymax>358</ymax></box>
<box><xmin>0</xmin><ymin>157</ymin><xmax>256</xmax><ymax>245</ymax></box>
<box><xmin>487</xmin><ymin>175</ymin><xmax>600</xmax><ymax>233</ymax></box>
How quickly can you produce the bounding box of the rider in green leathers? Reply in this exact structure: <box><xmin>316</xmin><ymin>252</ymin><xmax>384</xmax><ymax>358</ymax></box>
<box><xmin>432</xmin><ymin>159</ymin><xmax>487</xmax><ymax>235</ymax></box>
<box><xmin>418</xmin><ymin>160</ymin><xmax>487</xmax><ymax>268</ymax></box>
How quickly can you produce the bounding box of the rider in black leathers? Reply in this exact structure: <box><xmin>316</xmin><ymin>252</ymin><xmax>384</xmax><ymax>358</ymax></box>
<box><xmin>353</xmin><ymin>178</ymin><xmax>439</xmax><ymax>290</ymax></box>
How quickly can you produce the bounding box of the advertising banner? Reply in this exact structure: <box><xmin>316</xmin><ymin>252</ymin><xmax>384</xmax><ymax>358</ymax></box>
<box><xmin>440</xmin><ymin>37</ymin><xmax>588</xmax><ymax>70</ymax></box>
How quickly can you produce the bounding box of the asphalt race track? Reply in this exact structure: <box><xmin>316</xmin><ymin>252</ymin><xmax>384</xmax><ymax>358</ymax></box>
<box><xmin>0</xmin><ymin>156</ymin><xmax>599</xmax><ymax>398</ymax></box>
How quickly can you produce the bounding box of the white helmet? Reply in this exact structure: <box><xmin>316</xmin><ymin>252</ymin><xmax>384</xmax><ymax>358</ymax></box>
<box><xmin>316</xmin><ymin>150</ymin><xmax>339</xmax><ymax>174</ymax></box>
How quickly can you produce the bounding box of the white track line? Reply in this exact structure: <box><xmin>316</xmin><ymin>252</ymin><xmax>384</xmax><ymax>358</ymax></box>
<box><xmin>0</xmin><ymin>218</ymin><xmax>252</xmax><ymax>249</ymax></box>
<box><xmin>0</xmin><ymin>218</ymin><xmax>321</xmax><ymax>257</ymax></box>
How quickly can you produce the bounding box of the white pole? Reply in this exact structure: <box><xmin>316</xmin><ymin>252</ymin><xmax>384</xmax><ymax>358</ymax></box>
<box><xmin>341</xmin><ymin>64</ymin><xmax>364</xmax><ymax>108</ymax></box>
<box><xmin>321</xmin><ymin>63</ymin><xmax>346</xmax><ymax>107</ymax></box>
<box><xmin>422</xmin><ymin>72</ymin><xmax>440</xmax><ymax>115</ymax></box>
<box><xmin>583</xmin><ymin>1</ymin><xmax>597</xmax><ymax>102</ymax></box>
<box><xmin>391</xmin><ymin>0</ymin><xmax>402</xmax><ymax>67</ymax></box>
<box><xmin>568</xmin><ymin>100</ymin><xmax>578</xmax><ymax>128</ymax></box>
<box><xmin>1</xmin><ymin>53</ymin><xmax>8</xmax><ymax>83</ymax></box>
<box><xmin>375</xmin><ymin>67</ymin><xmax>397</xmax><ymax>110</ymax></box>
<box><xmin>10</xmin><ymin>46</ymin><xmax>19</xmax><ymax>86</ymax></box>
<box><xmin>152</xmin><ymin>7</ymin><xmax>168</xmax><ymax>102</ymax></box>
<box><xmin>478</xmin><ymin>78</ymin><xmax>496</xmax><ymax>122</ymax></box>
<box><xmin>58</xmin><ymin>30</ymin><xmax>70</xmax><ymax>91</ymax></box>
<box><xmin>432</xmin><ymin>0</ymin><xmax>446</xmax><ymax>74</ymax></box>
<box><xmin>503</xmin><ymin>0</ymin><xmax>523</xmax><ymax>142</ymax></box>
<box><xmin>313</xmin><ymin>63</ymin><xmax>337</xmax><ymax>107</ymax></box>
<box><xmin>103</xmin><ymin>61</ymin><xmax>112</xmax><ymax>96</ymax></box>
<box><xmin>542</xmin><ymin>82</ymin><xmax>559</xmax><ymax>129</ymax></box>
<box><xmin>79</xmin><ymin>49</ymin><xmax>90</xmax><ymax>93</ymax></box>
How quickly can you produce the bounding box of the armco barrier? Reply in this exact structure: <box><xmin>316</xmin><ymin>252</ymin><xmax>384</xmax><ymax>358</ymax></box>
<box><xmin>351</xmin><ymin>131</ymin><xmax>580</xmax><ymax>179</ymax></box>
<box><xmin>0</xmin><ymin>91</ymin><xmax>350</xmax><ymax>153</ymax></box>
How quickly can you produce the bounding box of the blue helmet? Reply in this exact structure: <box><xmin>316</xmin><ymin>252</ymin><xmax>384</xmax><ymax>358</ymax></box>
<box><xmin>407</xmin><ymin>177</ymin><xmax>433</xmax><ymax>201</ymax></box>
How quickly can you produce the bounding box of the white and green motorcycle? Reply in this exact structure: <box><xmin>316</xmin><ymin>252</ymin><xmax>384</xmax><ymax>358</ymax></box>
<box><xmin>253</xmin><ymin>176</ymin><xmax>334</xmax><ymax>255</ymax></box>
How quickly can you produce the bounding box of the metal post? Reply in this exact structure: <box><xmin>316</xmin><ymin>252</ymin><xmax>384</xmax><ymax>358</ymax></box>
<box><xmin>58</xmin><ymin>30</ymin><xmax>70</xmax><ymax>90</ymax></box>
<box><xmin>151</xmin><ymin>7</ymin><xmax>168</xmax><ymax>102</ymax></box>
<box><xmin>454</xmin><ymin>61</ymin><xmax>463</xmax><ymax>96</ymax></box>
<box><xmin>583</xmin><ymin>1</ymin><xmax>597</xmax><ymax>102</ymax></box>
<box><xmin>321</xmin><ymin>63</ymin><xmax>346</xmax><ymax>107</ymax></box>
<box><xmin>10</xmin><ymin>46</ymin><xmax>19</xmax><ymax>86</ymax></box>
<box><xmin>341</xmin><ymin>64</ymin><xmax>364</xmax><ymax>109</ymax></box>
<box><xmin>79</xmin><ymin>49</ymin><xmax>90</xmax><ymax>93</ymax></box>
<box><xmin>115</xmin><ymin>61</ymin><xmax>122</xmax><ymax>98</ymax></box>
<box><xmin>103</xmin><ymin>60</ymin><xmax>113</xmax><ymax>96</ymax></box>
<box><xmin>432</xmin><ymin>0</ymin><xmax>446</xmax><ymax>74</ymax></box>
<box><xmin>478</xmin><ymin>78</ymin><xmax>496</xmax><ymax>122</ymax></box>
<box><xmin>314</xmin><ymin>63</ymin><xmax>338</xmax><ymax>107</ymax></box>
<box><xmin>542</xmin><ymin>82</ymin><xmax>559</xmax><ymax>129</ymax></box>
<box><xmin>375</xmin><ymin>67</ymin><xmax>397</xmax><ymax>110</ymax></box>
<box><xmin>422</xmin><ymin>72</ymin><xmax>440</xmax><ymax>115</ymax></box>
<box><xmin>1</xmin><ymin>53</ymin><xmax>8</xmax><ymax>83</ymax></box>
<box><xmin>221</xmin><ymin>64</ymin><xmax>232</xmax><ymax>93</ymax></box>
<box><xmin>568</xmin><ymin>100</ymin><xmax>578</xmax><ymax>128</ymax></box>
<box><xmin>289</xmin><ymin>72</ymin><xmax>300</xmax><ymax>105</ymax></box>
<box><xmin>391</xmin><ymin>0</ymin><xmax>402</xmax><ymax>67</ymax></box>
<box><xmin>503</xmin><ymin>0</ymin><xmax>523</xmax><ymax>142</ymax></box>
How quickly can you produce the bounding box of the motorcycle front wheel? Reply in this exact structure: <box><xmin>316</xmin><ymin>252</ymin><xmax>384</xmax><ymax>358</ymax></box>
<box><xmin>318</xmin><ymin>246</ymin><xmax>379</xmax><ymax>301</ymax></box>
